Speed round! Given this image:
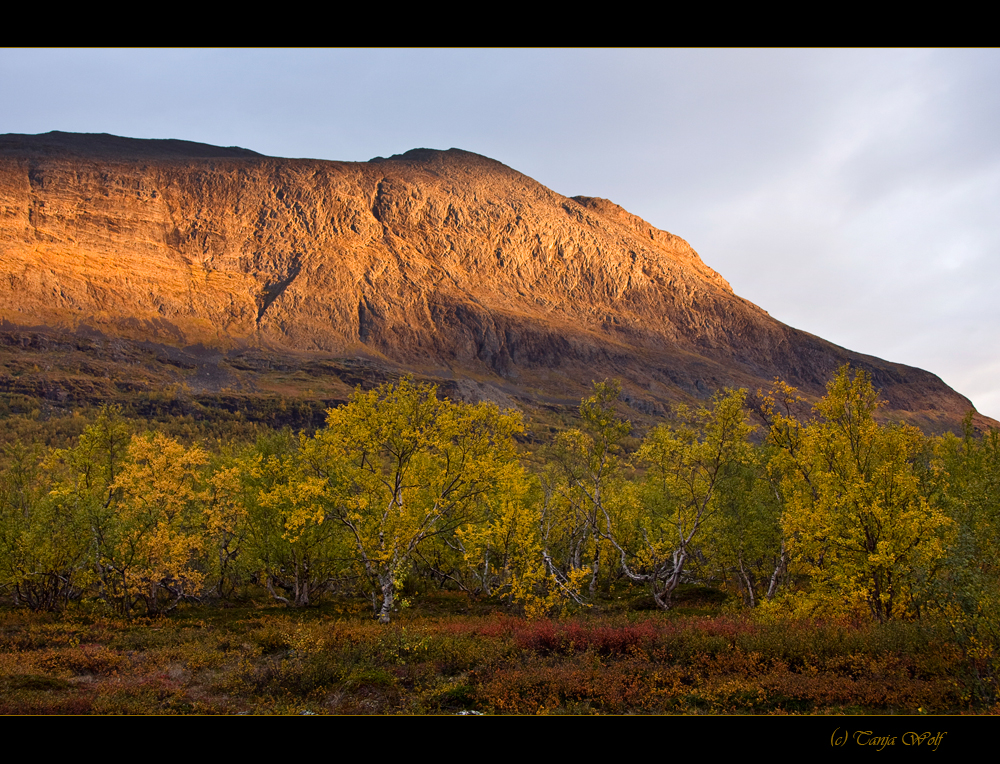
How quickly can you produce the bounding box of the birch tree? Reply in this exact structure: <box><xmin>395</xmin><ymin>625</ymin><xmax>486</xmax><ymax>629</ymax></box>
<box><xmin>603</xmin><ymin>389</ymin><xmax>755</xmax><ymax>609</ymax></box>
<box><xmin>303</xmin><ymin>378</ymin><xmax>522</xmax><ymax>622</ymax></box>
<box><xmin>772</xmin><ymin>366</ymin><xmax>950</xmax><ymax>622</ymax></box>
<box><xmin>547</xmin><ymin>380</ymin><xmax>632</xmax><ymax>596</ymax></box>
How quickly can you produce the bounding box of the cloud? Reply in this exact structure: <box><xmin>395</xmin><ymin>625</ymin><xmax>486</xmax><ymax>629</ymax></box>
<box><xmin>3</xmin><ymin>48</ymin><xmax>997</xmax><ymax>418</ymax></box>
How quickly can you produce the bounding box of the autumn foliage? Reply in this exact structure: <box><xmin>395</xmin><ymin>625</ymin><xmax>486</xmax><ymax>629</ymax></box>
<box><xmin>0</xmin><ymin>605</ymin><xmax>973</xmax><ymax>715</ymax></box>
<box><xmin>1</xmin><ymin>367</ymin><xmax>999</xmax><ymax>708</ymax></box>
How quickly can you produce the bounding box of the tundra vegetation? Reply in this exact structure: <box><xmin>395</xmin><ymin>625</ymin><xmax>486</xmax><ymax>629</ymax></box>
<box><xmin>0</xmin><ymin>367</ymin><xmax>998</xmax><ymax>714</ymax></box>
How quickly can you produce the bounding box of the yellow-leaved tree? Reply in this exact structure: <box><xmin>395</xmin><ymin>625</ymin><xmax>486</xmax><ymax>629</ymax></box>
<box><xmin>930</xmin><ymin>417</ymin><xmax>1000</xmax><ymax>698</ymax></box>
<box><xmin>43</xmin><ymin>405</ymin><xmax>132</xmax><ymax>611</ymax></box>
<box><xmin>0</xmin><ymin>443</ymin><xmax>92</xmax><ymax>611</ymax></box>
<box><xmin>770</xmin><ymin>366</ymin><xmax>950</xmax><ymax>622</ymax></box>
<box><xmin>546</xmin><ymin>380</ymin><xmax>633</xmax><ymax>598</ymax></box>
<box><xmin>103</xmin><ymin>432</ymin><xmax>209</xmax><ymax>615</ymax></box>
<box><xmin>604</xmin><ymin>388</ymin><xmax>755</xmax><ymax>609</ymax></box>
<box><xmin>249</xmin><ymin>430</ymin><xmax>353</xmax><ymax>608</ymax></box>
<box><xmin>303</xmin><ymin>378</ymin><xmax>523</xmax><ymax>622</ymax></box>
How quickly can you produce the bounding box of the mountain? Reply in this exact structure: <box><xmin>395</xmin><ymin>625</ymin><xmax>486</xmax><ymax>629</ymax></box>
<box><xmin>0</xmin><ymin>131</ymin><xmax>990</xmax><ymax>433</ymax></box>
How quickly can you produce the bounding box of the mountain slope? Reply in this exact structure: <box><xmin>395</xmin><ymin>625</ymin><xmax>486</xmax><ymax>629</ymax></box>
<box><xmin>0</xmin><ymin>131</ymin><xmax>987</xmax><ymax>432</ymax></box>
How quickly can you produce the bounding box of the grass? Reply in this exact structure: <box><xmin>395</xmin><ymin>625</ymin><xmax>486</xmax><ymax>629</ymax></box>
<box><xmin>0</xmin><ymin>588</ymin><xmax>993</xmax><ymax>715</ymax></box>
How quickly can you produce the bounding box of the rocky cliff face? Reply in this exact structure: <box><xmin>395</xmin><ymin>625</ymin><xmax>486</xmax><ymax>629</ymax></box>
<box><xmin>0</xmin><ymin>131</ymin><xmax>987</xmax><ymax>432</ymax></box>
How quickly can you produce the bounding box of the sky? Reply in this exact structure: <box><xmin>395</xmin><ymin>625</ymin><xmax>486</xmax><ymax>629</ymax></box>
<box><xmin>3</xmin><ymin>48</ymin><xmax>998</xmax><ymax>420</ymax></box>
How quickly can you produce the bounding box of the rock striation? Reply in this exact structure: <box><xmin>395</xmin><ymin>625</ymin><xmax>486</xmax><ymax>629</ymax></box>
<box><xmin>0</xmin><ymin>131</ymin><xmax>989</xmax><ymax>432</ymax></box>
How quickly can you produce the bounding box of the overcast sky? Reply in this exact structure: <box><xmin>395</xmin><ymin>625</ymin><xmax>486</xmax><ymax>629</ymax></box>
<box><xmin>3</xmin><ymin>49</ymin><xmax>998</xmax><ymax>420</ymax></box>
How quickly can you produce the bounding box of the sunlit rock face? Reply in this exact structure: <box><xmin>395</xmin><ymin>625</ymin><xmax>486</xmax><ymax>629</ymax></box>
<box><xmin>0</xmin><ymin>131</ymin><xmax>988</xmax><ymax>432</ymax></box>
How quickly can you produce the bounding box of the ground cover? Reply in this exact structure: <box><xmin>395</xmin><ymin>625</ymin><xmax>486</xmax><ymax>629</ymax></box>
<box><xmin>0</xmin><ymin>590</ymin><xmax>992</xmax><ymax>715</ymax></box>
